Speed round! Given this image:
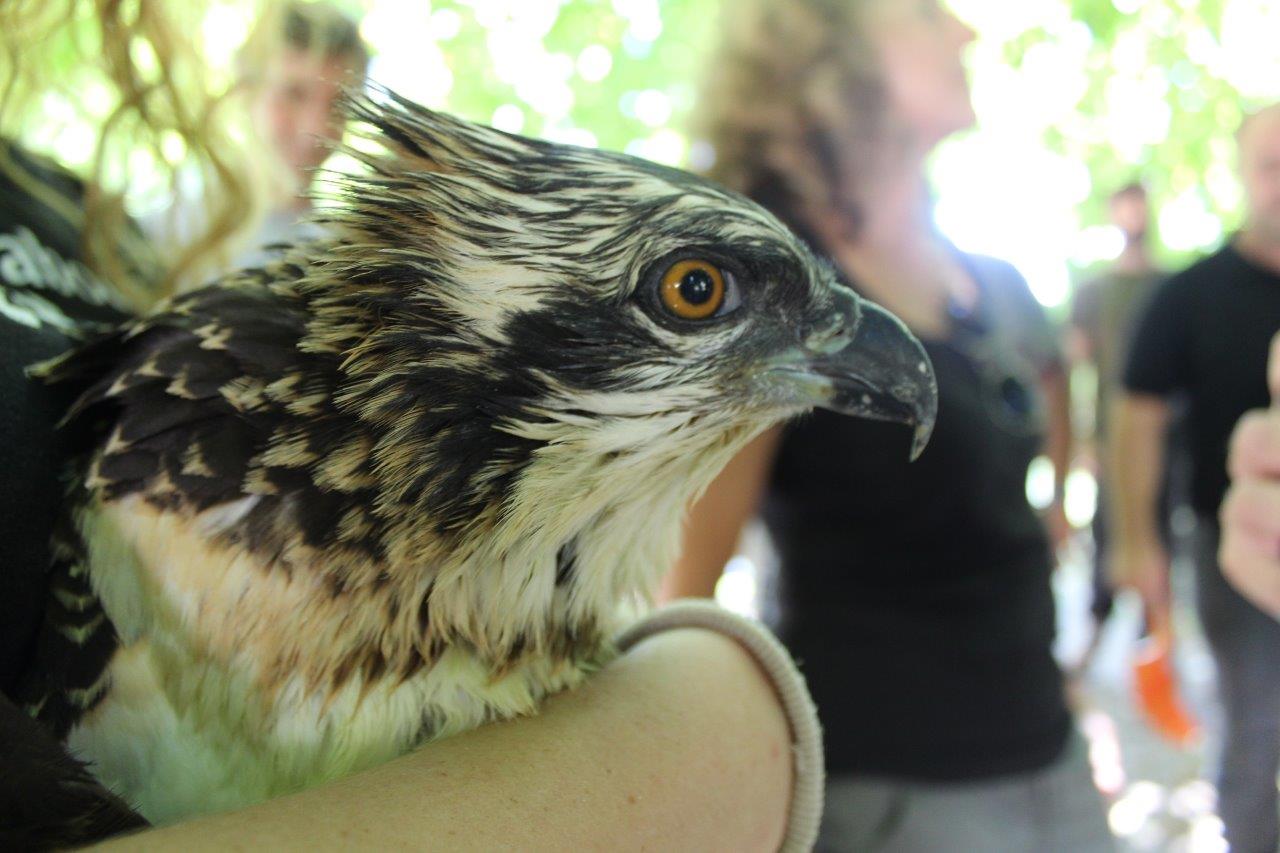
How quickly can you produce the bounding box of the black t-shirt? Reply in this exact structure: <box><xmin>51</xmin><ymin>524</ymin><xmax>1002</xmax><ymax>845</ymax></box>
<box><xmin>764</xmin><ymin>254</ymin><xmax>1072</xmax><ymax>781</ymax></box>
<box><xmin>0</xmin><ymin>143</ymin><xmax>134</xmax><ymax>696</ymax></box>
<box><xmin>1124</xmin><ymin>243</ymin><xmax>1280</xmax><ymax>515</ymax></box>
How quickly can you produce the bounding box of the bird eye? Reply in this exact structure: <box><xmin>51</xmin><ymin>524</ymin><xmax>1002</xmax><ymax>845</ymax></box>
<box><xmin>658</xmin><ymin>259</ymin><xmax>736</xmax><ymax>321</ymax></box>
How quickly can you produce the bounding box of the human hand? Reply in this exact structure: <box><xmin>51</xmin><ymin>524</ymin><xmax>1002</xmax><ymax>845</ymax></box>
<box><xmin>1219</xmin><ymin>333</ymin><xmax>1280</xmax><ymax>618</ymax></box>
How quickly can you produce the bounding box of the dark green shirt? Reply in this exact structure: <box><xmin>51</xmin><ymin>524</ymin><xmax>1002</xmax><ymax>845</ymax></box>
<box><xmin>1071</xmin><ymin>267</ymin><xmax>1165</xmax><ymax>438</ymax></box>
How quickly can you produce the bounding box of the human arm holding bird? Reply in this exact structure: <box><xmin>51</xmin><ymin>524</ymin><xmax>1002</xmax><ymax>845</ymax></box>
<box><xmin>88</xmin><ymin>625</ymin><xmax>798</xmax><ymax>852</ymax></box>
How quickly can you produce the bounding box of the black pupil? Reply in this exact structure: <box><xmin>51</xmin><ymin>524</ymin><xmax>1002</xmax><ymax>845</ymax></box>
<box><xmin>679</xmin><ymin>268</ymin><xmax>716</xmax><ymax>306</ymax></box>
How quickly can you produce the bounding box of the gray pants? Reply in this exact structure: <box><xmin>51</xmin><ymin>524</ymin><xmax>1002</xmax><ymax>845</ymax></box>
<box><xmin>818</xmin><ymin>732</ymin><xmax>1114</xmax><ymax>852</ymax></box>
<box><xmin>1195</xmin><ymin>518</ymin><xmax>1280</xmax><ymax>853</ymax></box>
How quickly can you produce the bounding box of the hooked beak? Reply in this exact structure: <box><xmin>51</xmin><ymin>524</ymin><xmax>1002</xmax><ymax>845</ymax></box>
<box><xmin>772</xmin><ymin>290</ymin><xmax>938</xmax><ymax>460</ymax></box>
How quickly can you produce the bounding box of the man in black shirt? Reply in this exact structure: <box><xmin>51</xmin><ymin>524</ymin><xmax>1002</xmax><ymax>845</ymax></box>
<box><xmin>1113</xmin><ymin>103</ymin><xmax>1280</xmax><ymax>853</ymax></box>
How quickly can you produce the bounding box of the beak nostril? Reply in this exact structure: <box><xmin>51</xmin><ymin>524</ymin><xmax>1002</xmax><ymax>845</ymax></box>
<box><xmin>805</xmin><ymin>314</ymin><xmax>854</xmax><ymax>355</ymax></box>
<box><xmin>893</xmin><ymin>383</ymin><xmax>916</xmax><ymax>403</ymax></box>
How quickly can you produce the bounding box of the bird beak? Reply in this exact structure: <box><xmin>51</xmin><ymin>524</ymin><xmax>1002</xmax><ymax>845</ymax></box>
<box><xmin>771</xmin><ymin>290</ymin><xmax>938</xmax><ymax>460</ymax></box>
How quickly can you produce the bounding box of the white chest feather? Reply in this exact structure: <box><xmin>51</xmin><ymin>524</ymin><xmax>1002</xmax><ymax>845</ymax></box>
<box><xmin>70</xmin><ymin>637</ymin><xmax>587</xmax><ymax>824</ymax></box>
<box><xmin>70</xmin><ymin>497</ymin><xmax>598</xmax><ymax>824</ymax></box>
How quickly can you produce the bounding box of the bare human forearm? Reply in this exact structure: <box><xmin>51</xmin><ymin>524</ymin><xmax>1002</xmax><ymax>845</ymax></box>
<box><xmin>1109</xmin><ymin>394</ymin><xmax>1169</xmax><ymax>547</ymax></box>
<box><xmin>1042</xmin><ymin>367</ymin><xmax>1073</xmax><ymax>502</ymax></box>
<box><xmin>1041</xmin><ymin>366</ymin><xmax>1073</xmax><ymax>549</ymax></box>
<box><xmin>91</xmin><ymin>628</ymin><xmax>792</xmax><ymax>852</ymax></box>
<box><xmin>661</xmin><ymin>426</ymin><xmax>783</xmax><ymax>600</ymax></box>
<box><xmin>1109</xmin><ymin>392</ymin><xmax>1172</xmax><ymax>610</ymax></box>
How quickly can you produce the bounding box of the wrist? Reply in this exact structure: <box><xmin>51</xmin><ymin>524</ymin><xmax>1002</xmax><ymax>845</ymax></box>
<box><xmin>1116</xmin><ymin>522</ymin><xmax>1162</xmax><ymax>550</ymax></box>
<box><xmin>1130</xmin><ymin>532</ymin><xmax>1165</xmax><ymax>551</ymax></box>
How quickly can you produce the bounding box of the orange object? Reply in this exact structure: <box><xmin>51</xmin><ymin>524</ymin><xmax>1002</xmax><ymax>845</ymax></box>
<box><xmin>1132</xmin><ymin>617</ymin><xmax>1200</xmax><ymax>746</ymax></box>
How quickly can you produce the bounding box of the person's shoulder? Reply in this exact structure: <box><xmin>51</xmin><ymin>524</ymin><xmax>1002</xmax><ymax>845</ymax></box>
<box><xmin>1071</xmin><ymin>273</ymin><xmax>1106</xmax><ymax>306</ymax></box>
<box><xmin>1075</xmin><ymin>272</ymin><xmax>1107</xmax><ymax>293</ymax></box>
<box><xmin>962</xmin><ymin>252</ymin><xmax>1044</xmax><ymax>315</ymax></box>
<box><xmin>1165</xmin><ymin>246</ymin><xmax>1238</xmax><ymax>288</ymax></box>
<box><xmin>963</xmin><ymin>252</ymin><xmax>1027</xmax><ymax>286</ymax></box>
<box><xmin>1147</xmin><ymin>247</ymin><xmax>1232</xmax><ymax>310</ymax></box>
<box><xmin>0</xmin><ymin>141</ymin><xmax>85</xmax><ymax>208</ymax></box>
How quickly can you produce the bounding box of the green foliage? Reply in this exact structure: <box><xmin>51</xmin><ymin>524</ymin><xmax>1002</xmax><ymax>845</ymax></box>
<box><xmin>365</xmin><ymin>0</ymin><xmax>717</xmax><ymax>159</ymax></box>
<box><xmin>14</xmin><ymin>0</ymin><xmax>1275</xmax><ymax>276</ymax></box>
<box><xmin>1005</xmin><ymin>0</ymin><xmax>1268</xmax><ymax>269</ymax></box>
<box><xmin>396</xmin><ymin>0</ymin><xmax>1273</xmax><ymax>273</ymax></box>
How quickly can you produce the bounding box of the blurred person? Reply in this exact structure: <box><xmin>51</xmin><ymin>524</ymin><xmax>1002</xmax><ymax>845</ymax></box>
<box><xmin>149</xmin><ymin>1</ymin><xmax>371</xmax><ymax>277</ymax></box>
<box><xmin>0</xmin><ymin>2</ymin><xmax>818</xmax><ymax>849</ymax></box>
<box><xmin>1068</xmin><ymin>182</ymin><xmax>1170</xmax><ymax>660</ymax></box>
<box><xmin>232</xmin><ymin>0</ymin><xmax>369</xmax><ymax>267</ymax></box>
<box><xmin>1112</xmin><ymin>102</ymin><xmax>1280</xmax><ymax>853</ymax></box>
<box><xmin>670</xmin><ymin>1</ymin><xmax>1110</xmax><ymax>850</ymax></box>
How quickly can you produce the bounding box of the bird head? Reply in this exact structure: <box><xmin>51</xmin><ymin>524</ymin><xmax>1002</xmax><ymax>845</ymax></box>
<box><xmin>283</xmin><ymin>90</ymin><xmax>936</xmax><ymax>642</ymax></box>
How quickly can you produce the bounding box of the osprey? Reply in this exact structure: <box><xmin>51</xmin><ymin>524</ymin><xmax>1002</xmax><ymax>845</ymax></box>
<box><xmin>17</xmin><ymin>90</ymin><xmax>936</xmax><ymax>825</ymax></box>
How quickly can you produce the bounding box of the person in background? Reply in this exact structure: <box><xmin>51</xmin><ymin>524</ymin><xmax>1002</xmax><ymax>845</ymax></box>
<box><xmin>0</xmin><ymin>2</ymin><xmax>814</xmax><ymax>848</ymax></box>
<box><xmin>150</xmin><ymin>1</ymin><xmax>370</xmax><ymax>279</ymax></box>
<box><xmin>670</xmin><ymin>1</ymin><xmax>1110</xmax><ymax>849</ymax></box>
<box><xmin>1112</xmin><ymin>102</ymin><xmax>1280</xmax><ymax>853</ymax></box>
<box><xmin>1068</xmin><ymin>182</ymin><xmax>1169</xmax><ymax>663</ymax></box>
<box><xmin>232</xmin><ymin>0</ymin><xmax>369</xmax><ymax>269</ymax></box>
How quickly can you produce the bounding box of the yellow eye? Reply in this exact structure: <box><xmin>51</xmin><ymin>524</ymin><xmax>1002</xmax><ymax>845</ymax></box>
<box><xmin>659</xmin><ymin>260</ymin><xmax>726</xmax><ymax>321</ymax></box>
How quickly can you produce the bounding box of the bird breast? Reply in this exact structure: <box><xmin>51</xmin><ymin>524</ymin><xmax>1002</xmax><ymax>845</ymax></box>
<box><xmin>68</xmin><ymin>495</ymin><xmax>600</xmax><ymax>823</ymax></box>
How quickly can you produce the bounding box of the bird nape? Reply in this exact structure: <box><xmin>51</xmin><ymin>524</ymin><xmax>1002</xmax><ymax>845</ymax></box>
<box><xmin>15</xmin><ymin>88</ymin><xmax>936</xmax><ymax>827</ymax></box>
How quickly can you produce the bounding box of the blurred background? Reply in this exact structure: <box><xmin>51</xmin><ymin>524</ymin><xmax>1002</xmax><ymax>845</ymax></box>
<box><xmin>24</xmin><ymin>0</ymin><xmax>1280</xmax><ymax>311</ymax></box>
<box><xmin>18</xmin><ymin>2</ymin><xmax>1280</xmax><ymax>849</ymax></box>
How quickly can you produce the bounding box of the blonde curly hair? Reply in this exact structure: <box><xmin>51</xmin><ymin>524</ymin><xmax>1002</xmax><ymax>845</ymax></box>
<box><xmin>0</xmin><ymin>0</ymin><xmax>261</xmax><ymax>309</ymax></box>
<box><xmin>696</xmin><ymin>0</ymin><xmax>892</xmax><ymax>240</ymax></box>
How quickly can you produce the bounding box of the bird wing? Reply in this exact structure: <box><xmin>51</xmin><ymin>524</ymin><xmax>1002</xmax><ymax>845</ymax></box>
<box><xmin>44</xmin><ymin>274</ymin><xmax>312</xmax><ymax>510</ymax></box>
<box><xmin>15</xmin><ymin>268</ymin><xmax>344</xmax><ymax>736</ymax></box>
